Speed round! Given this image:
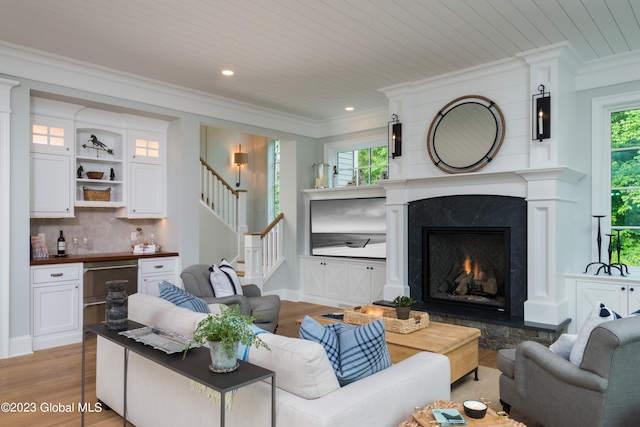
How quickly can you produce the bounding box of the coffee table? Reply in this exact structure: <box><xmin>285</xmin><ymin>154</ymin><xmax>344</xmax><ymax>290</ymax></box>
<box><xmin>301</xmin><ymin>315</ymin><xmax>480</xmax><ymax>383</ymax></box>
<box><xmin>399</xmin><ymin>400</ymin><xmax>526</xmax><ymax>427</ymax></box>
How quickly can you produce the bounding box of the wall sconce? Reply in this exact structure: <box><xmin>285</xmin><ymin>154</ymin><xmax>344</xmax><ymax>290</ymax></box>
<box><xmin>388</xmin><ymin>114</ymin><xmax>402</xmax><ymax>159</ymax></box>
<box><xmin>532</xmin><ymin>84</ymin><xmax>551</xmax><ymax>141</ymax></box>
<box><xmin>233</xmin><ymin>144</ymin><xmax>249</xmax><ymax>187</ymax></box>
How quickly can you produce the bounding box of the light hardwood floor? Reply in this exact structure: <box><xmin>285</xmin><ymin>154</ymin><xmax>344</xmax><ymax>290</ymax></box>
<box><xmin>0</xmin><ymin>301</ymin><xmax>498</xmax><ymax>426</ymax></box>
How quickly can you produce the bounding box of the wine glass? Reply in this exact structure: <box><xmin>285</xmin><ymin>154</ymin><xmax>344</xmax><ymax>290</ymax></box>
<box><xmin>71</xmin><ymin>236</ymin><xmax>79</xmax><ymax>255</ymax></box>
<box><xmin>82</xmin><ymin>236</ymin><xmax>90</xmax><ymax>254</ymax></box>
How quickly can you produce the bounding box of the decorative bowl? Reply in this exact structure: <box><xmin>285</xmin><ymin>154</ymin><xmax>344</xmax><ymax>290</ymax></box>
<box><xmin>86</xmin><ymin>171</ymin><xmax>104</xmax><ymax>179</ymax></box>
<box><xmin>463</xmin><ymin>400</ymin><xmax>487</xmax><ymax>419</ymax></box>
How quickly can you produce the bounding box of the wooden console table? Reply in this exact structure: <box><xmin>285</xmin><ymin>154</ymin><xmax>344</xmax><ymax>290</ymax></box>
<box><xmin>303</xmin><ymin>315</ymin><xmax>480</xmax><ymax>383</ymax></box>
<box><xmin>82</xmin><ymin>322</ymin><xmax>275</xmax><ymax>427</ymax></box>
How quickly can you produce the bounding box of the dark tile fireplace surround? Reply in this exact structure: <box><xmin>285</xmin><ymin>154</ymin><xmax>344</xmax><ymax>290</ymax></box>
<box><xmin>407</xmin><ymin>195</ymin><xmax>566</xmax><ymax>349</ymax></box>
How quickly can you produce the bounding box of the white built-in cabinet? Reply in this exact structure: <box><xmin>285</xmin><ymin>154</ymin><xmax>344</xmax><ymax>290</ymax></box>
<box><xmin>566</xmin><ymin>273</ymin><xmax>640</xmax><ymax>333</ymax></box>
<box><xmin>30</xmin><ymin>97</ymin><xmax>169</xmax><ymax>218</ymax></box>
<box><xmin>30</xmin><ymin>99</ymin><xmax>82</xmax><ymax>218</ymax></box>
<box><xmin>138</xmin><ymin>256</ymin><xmax>178</xmax><ymax>297</ymax></box>
<box><xmin>124</xmin><ymin>130</ymin><xmax>167</xmax><ymax>217</ymax></box>
<box><xmin>31</xmin><ymin>263</ymin><xmax>83</xmax><ymax>350</ymax></box>
<box><xmin>301</xmin><ymin>256</ymin><xmax>386</xmax><ymax>307</ymax></box>
<box><xmin>346</xmin><ymin>263</ymin><xmax>386</xmax><ymax>304</ymax></box>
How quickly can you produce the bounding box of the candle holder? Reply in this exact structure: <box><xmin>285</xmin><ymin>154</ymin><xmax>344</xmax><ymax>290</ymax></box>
<box><xmin>610</xmin><ymin>229</ymin><xmax>629</xmax><ymax>276</ymax></box>
<box><xmin>584</xmin><ymin>215</ymin><xmax>610</xmax><ymax>275</ymax></box>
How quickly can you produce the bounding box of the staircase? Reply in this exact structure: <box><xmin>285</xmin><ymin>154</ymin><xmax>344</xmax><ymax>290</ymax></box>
<box><xmin>200</xmin><ymin>158</ymin><xmax>284</xmax><ymax>289</ymax></box>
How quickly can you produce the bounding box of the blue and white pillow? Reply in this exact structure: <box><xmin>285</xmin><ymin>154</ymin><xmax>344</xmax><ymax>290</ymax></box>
<box><xmin>299</xmin><ymin>316</ymin><xmax>391</xmax><ymax>386</ymax></box>
<box><xmin>209</xmin><ymin>259</ymin><xmax>244</xmax><ymax>298</ymax></box>
<box><xmin>159</xmin><ymin>281</ymin><xmax>210</xmax><ymax>313</ymax></box>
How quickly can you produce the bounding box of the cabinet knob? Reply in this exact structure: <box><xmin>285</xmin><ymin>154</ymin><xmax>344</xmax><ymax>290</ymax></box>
<box><xmin>622</xmin><ymin>287</ymin><xmax>626</xmax><ymax>291</ymax></box>
<box><xmin>631</xmin><ymin>287</ymin><xmax>635</xmax><ymax>292</ymax></box>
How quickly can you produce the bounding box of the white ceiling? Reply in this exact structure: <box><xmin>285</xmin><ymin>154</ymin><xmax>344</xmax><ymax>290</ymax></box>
<box><xmin>0</xmin><ymin>0</ymin><xmax>638</xmax><ymax>121</ymax></box>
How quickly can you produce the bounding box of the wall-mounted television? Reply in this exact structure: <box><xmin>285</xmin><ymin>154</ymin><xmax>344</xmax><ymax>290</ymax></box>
<box><xmin>310</xmin><ymin>197</ymin><xmax>386</xmax><ymax>259</ymax></box>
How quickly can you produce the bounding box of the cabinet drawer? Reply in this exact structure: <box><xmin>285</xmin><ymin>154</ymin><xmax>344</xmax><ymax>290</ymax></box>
<box><xmin>139</xmin><ymin>258</ymin><xmax>175</xmax><ymax>275</ymax></box>
<box><xmin>32</xmin><ymin>264</ymin><xmax>81</xmax><ymax>284</ymax></box>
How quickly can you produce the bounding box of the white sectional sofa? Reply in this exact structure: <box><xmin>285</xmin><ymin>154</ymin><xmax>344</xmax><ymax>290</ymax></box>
<box><xmin>96</xmin><ymin>293</ymin><xmax>451</xmax><ymax>427</ymax></box>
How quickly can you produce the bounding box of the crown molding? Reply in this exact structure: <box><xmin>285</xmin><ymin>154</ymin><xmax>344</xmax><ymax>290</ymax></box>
<box><xmin>576</xmin><ymin>49</ymin><xmax>640</xmax><ymax>91</ymax></box>
<box><xmin>0</xmin><ymin>41</ymin><xmax>344</xmax><ymax>138</ymax></box>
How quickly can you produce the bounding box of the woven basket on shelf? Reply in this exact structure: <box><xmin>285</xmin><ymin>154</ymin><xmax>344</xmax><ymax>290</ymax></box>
<box><xmin>86</xmin><ymin>171</ymin><xmax>104</xmax><ymax>179</ymax></box>
<box><xmin>343</xmin><ymin>305</ymin><xmax>429</xmax><ymax>334</ymax></box>
<box><xmin>83</xmin><ymin>186</ymin><xmax>111</xmax><ymax>201</ymax></box>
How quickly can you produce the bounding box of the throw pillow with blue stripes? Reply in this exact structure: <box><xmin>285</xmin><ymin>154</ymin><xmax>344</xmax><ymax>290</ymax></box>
<box><xmin>299</xmin><ymin>316</ymin><xmax>391</xmax><ymax>386</ymax></box>
<box><xmin>159</xmin><ymin>281</ymin><xmax>210</xmax><ymax>313</ymax></box>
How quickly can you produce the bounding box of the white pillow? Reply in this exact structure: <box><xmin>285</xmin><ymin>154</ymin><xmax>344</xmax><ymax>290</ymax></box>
<box><xmin>208</xmin><ymin>259</ymin><xmax>243</xmax><ymax>297</ymax></box>
<box><xmin>569</xmin><ymin>302</ymin><xmax>614</xmax><ymax>365</ymax></box>
<box><xmin>248</xmin><ymin>332</ymin><xmax>340</xmax><ymax>399</ymax></box>
<box><xmin>549</xmin><ymin>333</ymin><xmax>577</xmax><ymax>360</ymax></box>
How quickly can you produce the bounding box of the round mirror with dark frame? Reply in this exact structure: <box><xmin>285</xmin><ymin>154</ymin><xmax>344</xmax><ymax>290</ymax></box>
<box><xmin>427</xmin><ymin>95</ymin><xmax>505</xmax><ymax>174</ymax></box>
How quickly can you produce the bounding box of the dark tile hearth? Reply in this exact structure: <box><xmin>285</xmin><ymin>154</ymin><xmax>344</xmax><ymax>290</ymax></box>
<box><xmin>408</xmin><ymin>195</ymin><xmax>527</xmax><ymax>320</ymax></box>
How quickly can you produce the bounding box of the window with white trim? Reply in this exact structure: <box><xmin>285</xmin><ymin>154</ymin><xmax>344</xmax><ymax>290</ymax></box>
<box><xmin>594</xmin><ymin>92</ymin><xmax>640</xmax><ymax>269</ymax></box>
<box><xmin>326</xmin><ymin>135</ymin><xmax>388</xmax><ymax>187</ymax></box>
<box><xmin>268</xmin><ymin>139</ymin><xmax>280</xmax><ymax>221</ymax></box>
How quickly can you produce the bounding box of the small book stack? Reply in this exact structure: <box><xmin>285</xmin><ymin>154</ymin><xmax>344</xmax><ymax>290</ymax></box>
<box><xmin>431</xmin><ymin>409</ymin><xmax>467</xmax><ymax>426</ymax></box>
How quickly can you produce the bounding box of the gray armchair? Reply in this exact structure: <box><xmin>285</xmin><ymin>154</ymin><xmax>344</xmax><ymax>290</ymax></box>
<box><xmin>180</xmin><ymin>264</ymin><xmax>281</xmax><ymax>333</ymax></box>
<box><xmin>498</xmin><ymin>315</ymin><xmax>640</xmax><ymax>427</ymax></box>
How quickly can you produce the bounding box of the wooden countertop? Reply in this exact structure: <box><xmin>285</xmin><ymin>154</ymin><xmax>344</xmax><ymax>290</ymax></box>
<box><xmin>30</xmin><ymin>251</ymin><xmax>179</xmax><ymax>266</ymax></box>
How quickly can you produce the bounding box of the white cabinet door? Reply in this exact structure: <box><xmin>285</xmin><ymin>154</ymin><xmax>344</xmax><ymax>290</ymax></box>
<box><xmin>576</xmin><ymin>280</ymin><xmax>627</xmax><ymax>328</ymax></box>
<box><xmin>128</xmin><ymin>162</ymin><xmax>165</xmax><ymax>217</ymax></box>
<box><xmin>33</xmin><ymin>283</ymin><xmax>79</xmax><ymax>336</ymax></box>
<box><xmin>138</xmin><ymin>257</ymin><xmax>177</xmax><ymax>296</ymax></box>
<box><xmin>302</xmin><ymin>259</ymin><xmax>326</xmax><ymax>297</ymax></box>
<box><xmin>323</xmin><ymin>261</ymin><xmax>347</xmax><ymax>300</ymax></box>
<box><xmin>629</xmin><ymin>286</ymin><xmax>640</xmax><ymax>314</ymax></box>
<box><xmin>30</xmin><ymin>152</ymin><xmax>73</xmax><ymax>217</ymax></box>
<box><xmin>346</xmin><ymin>264</ymin><xmax>372</xmax><ymax>304</ymax></box>
<box><xmin>370</xmin><ymin>265</ymin><xmax>386</xmax><ymax>302</ymax></box>
<box><xmin>31</xmin><ymin>263</ymin><xmax>83</xmax><ymax>350</ymax></box>
<box><xmin>140</xmin><ymin>274</ymin><xmax>175</xmax><ymax>297</ymax></box>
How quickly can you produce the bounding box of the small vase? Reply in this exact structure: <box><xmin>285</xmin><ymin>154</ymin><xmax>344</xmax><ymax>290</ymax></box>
<box><xmin>396</xmin><ymin>306</ymin><xmax>411</xmax><ymax>320</ymax></box>
<box><xmin>209</xmin><ymin>341</ymin><xmax>239</xmax><ymax>373</ymax></box>
<box><xmin>105</xmin><ymin>280</ymin><xmax>128</xmax><ymax>331</ymax></box>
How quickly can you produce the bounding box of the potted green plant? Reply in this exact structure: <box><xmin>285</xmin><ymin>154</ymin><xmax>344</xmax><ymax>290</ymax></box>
<box><xmin>183</xmin><ymin>305</ymin><xmax>269</xmax><ymax>372</ymax></box>
<box><xmin>391</xmin><ymin>295</ymin><xmax>416</xmax><ymax>320</ymax></box>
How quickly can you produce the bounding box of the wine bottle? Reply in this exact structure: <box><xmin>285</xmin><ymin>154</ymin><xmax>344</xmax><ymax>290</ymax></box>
<box><xmin>57</xmin><ymin>230</ymin><xmax>66</xmax><ymax>256</ymax></box>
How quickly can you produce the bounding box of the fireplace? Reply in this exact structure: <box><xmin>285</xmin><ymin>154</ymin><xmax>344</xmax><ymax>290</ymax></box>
<box><xmin>424</xmin><ymin>227</ymin><xmax>510</xmax><ymax>314</ymax></box>
<box><xmin>408</xmin><ymin>195</ymin><xmax>527</xmax><ymax>322</ymax></box>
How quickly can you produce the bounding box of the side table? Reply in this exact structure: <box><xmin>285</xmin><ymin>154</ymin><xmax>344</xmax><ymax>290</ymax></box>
<box><xmin>82</xmin><ymin>322</ymin><xmax>275</xmax><ymax>427</ymax></box>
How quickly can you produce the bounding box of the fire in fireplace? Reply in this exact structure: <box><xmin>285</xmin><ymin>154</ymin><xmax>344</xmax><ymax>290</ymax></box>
<box><xmin>408</xmin><ymin>195</ymin><xmax>527</xmax><ymax>321</ymax></box>
<box><xmin>423</xmin><ymin>227</ymin><xmax>510</xmax><ymax>314</ymax></box>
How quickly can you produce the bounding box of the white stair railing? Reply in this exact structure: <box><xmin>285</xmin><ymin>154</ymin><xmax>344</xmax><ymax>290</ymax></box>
<box><xmin>200</xmin><ymin>158</ymin><xmax>284</xmax><ymax>288</ymax></box>
<box><xmin>200</xmin><ymin>158</ymin><xmax>247</xmax><ymax>232</ymax></box>
<box><xmin>243</xmin><ymin>213</ymin><xmax>284</xmax><ymax>290</ymax></box>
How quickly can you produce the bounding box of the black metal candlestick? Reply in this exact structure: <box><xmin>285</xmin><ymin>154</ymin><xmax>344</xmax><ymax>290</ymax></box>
<box><xmin>584</xmin><ymin>215</ymin><xmax>610</xmax><ymax>274</ymax></box>
<box><xmin>610</xmin><ymin>229</ymin><xmax>629</xmax><ymax>276</ymax></box>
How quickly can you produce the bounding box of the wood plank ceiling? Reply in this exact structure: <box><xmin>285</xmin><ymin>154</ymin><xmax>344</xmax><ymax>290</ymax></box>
<box><xmin>0</xmin><ymin>0</ymin><xmax>638</xmax><ymax>121</ymax></box>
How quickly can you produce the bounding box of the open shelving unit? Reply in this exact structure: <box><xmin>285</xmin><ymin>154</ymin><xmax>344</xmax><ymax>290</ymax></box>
<box><xmin>75</xmin><ymin>127</ymin><xmax>125</xmax><ymax>207</ymax></box>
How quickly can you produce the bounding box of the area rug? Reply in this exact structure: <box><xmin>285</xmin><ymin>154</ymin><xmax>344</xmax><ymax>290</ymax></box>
<box><xmin>451</xmin><ymin>365</ymin><xmax>501</xmax><ymax>407</ymax></box>
<box><xmin>451</xmin><ymin>367</ymin><xmax>544</xmax><ymax>427</ymax></box>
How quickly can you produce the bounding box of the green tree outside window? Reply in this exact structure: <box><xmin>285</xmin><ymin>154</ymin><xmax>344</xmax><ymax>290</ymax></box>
<box><xmin>610</xmin><ymin>108</ymin><xmax>640</xmax><ymax>266</ymax></box>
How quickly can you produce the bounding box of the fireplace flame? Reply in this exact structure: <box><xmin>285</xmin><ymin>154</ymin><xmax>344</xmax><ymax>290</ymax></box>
<box><xmin>463</xmin><ymin>256</ymin><xmax>485</xmax><ymax>280</ymax></box>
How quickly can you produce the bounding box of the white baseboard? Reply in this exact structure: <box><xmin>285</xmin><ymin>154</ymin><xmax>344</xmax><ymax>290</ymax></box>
<box><xmin>9</xmin><ymin>334</ymin><xmax>33</xmax><ymax>358</ymax></box>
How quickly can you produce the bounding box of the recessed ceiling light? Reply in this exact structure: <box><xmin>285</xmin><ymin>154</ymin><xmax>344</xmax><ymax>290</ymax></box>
<box><xmin>345</xmin><ymin>106</ymin><xmax>354</xmax><ymax>111</ymax></box>
<box><xmin>222</xmin><ymin>70</ymin><xmax>234</xmax><ymax>76</ymax></box>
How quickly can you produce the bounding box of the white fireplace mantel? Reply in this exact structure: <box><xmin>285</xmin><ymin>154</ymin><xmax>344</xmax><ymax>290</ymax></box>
<box><xmin>382</xmin><ymin>165</ymin><xmax>585</xmax><ymax>327</ymax></box>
